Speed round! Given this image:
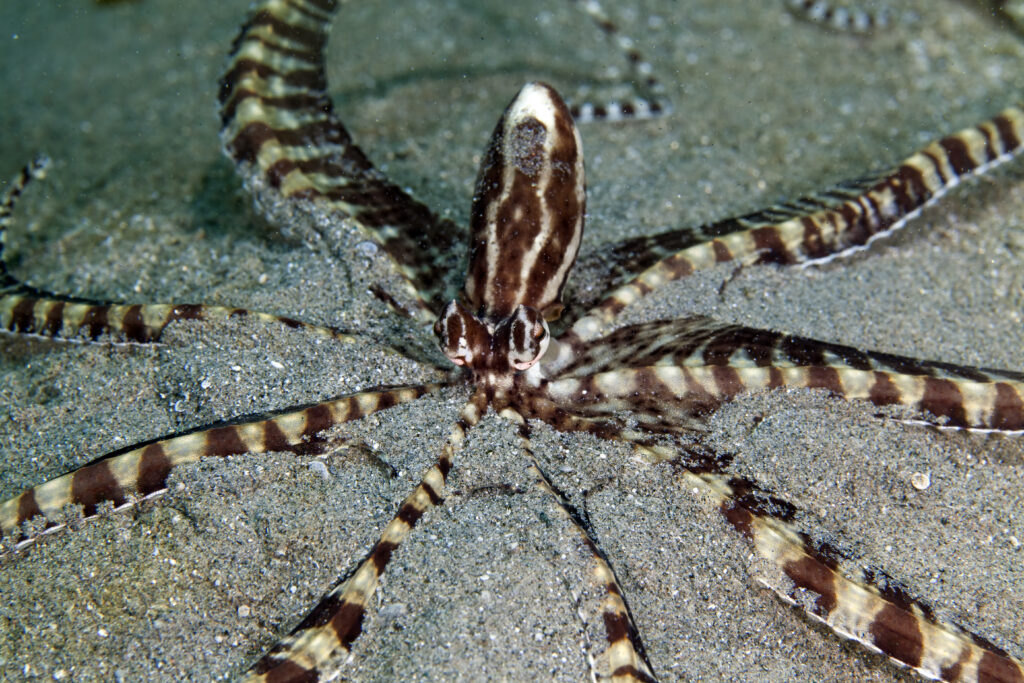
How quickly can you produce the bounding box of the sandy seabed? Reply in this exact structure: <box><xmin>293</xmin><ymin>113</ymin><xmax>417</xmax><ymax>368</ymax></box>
<box><xmin>1</xmin><ymin>1</ymin><xmax>1023</xmax><ymax>681</ymax></box>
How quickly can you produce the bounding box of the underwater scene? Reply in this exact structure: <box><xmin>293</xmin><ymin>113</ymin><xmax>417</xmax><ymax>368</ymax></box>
<box><xmin>1</xmin><ymin>1</ymin><xmax>1024</xmax><ymax>680</ymax></box>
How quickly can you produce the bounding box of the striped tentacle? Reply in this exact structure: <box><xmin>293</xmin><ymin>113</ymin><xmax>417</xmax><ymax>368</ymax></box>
<box><xmin>0</xmin><ymin>155</ymin><xmax>353</xmax><ymax>345</ymax></box>
<box><xmin>0</xmin><ymin>290</ymin><xmax>354</xmax><ymax>344</ymax></box>
<box><xmin>568</xmin><ymin>175</ymin><xmax>884</xmax><ymax>315</ymax></box>
<box><xmin>569</xmin><ymin>105</ymin><xmax>1024</xmax><ymax>341</ymax></box>
<box><xmin>0</xmin><ymin>383</ymin><xmax>441</xmax><ymax>551</ymax></box>
<box><xmin>512</xmin><ymin>383</ymin><xmax>662</xmax><ymax>443</ymax></box>
<box><xmin>550</xmin><ymin>317</ymin><xmax>1024</xmax><ymax>385</ymax></box>
<box><xmin>542</xmin><ymin>362</ymin><xmax>1024</xmax><ymax>433</ymax></box>
<box><xmin>219</xmin><ymin>0</ymin><xmax>463</xmax><ymax>323</ymax></box>
<box><xmin>786</xmin><ymin>0</ymin><xmax>893</xmax><ymax>33</ymax></box>
<box><xmin>566</xmin><ymin>0</ymin><xmax>670</xmax><ymax>124</ymax></box>
<box><xmin>500</xmin><ymin>407</ymin><xmax>657</xmax><ymax>682</ymax></box>
<box><xmin>641</xmin><ymin>442</ymin><xmax>1024</xmax><ymax>683</ymax></box>
<box><xmin>0</xmin><ymin>155</ymin><xmax>50</xmax><ymax>286</ymax></box>
<box><xmin>240</xmin><ymin>390</ymin><xmax>486</xmax><ymax>682</ymax></box>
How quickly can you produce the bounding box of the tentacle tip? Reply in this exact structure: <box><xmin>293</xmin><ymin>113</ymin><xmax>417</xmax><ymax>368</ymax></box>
<box><xmin>31</xmin><ymin>154</ymin><xmax>52</xmax><ymax>178</ymax></box>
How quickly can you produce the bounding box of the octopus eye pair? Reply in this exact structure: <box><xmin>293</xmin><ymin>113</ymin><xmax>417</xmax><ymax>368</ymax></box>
<box><xmin>434</xmin><ymin>300</ymin><xmax>548</xmax><ymax>371</ymax></box>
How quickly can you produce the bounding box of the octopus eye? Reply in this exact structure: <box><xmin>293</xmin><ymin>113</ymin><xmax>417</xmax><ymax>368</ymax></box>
<box><xmin>505</xmin><ymin>305</ymin><xmax>550</xmax><ymax>371</ymax></box>
<box><xmin>435</xmin><ymin>300</ymin><xmax>487</xmax><ymax>369</ymax></box>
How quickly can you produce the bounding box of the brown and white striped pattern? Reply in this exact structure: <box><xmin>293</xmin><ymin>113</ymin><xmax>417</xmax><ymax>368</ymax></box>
<box><xmin>544</xmin><ymin>363</ymin><xmax>1024</xmax><ymax>433</ymax></box>
<box><xmin>210</xmin><ymin>1</ymin><xmax>1024</xmax><ymax>679</ymax></box>
<box><xmin>641</xmin><ymin>443</ymin><xmax>1024</xmax><ymax>683</ymax></box>
<box><xmin>219</xmin><ymin>0</ymin><xmax>462</xmax><ymax>321</ymax></box>
<box><xmin>520</xmin><ymin>395</ymin><xmax>1024</xmax><ymax>682</ymax></box>
<box><xmin>554</xmin><ymin>316</ymin><xmax>1024</xmax><ymax>385</ymax></box>
<box><xmin>0</xmin><ymin>155</ymin><xmax>50</xmax><ymax>286</ymax></box>
<box><xmin>786</xmin><ymin>0</ymin><xmax>893</xmax><ymax>33</ymax></box>
<box><xmin>569</xmin><ymin>105</ymin><xmax>1024</xmax><ymax>341</ymax></box>
<box><xmin>218</xmin><ymin>0</ymin><xmax>664</xmax><ymax>321</ymax></box>
<box><xmin>541</xmin><ymin>316</ymin><xmax>1024</xmax><ymax>433</ymax></box>
<box><xmin>567</xmin><ymin>0</ymin><xmax>670</xmax><ymax>124</ymax></box>
<box><xmin>501</xmin><ymin>407</ymin><xmax>656</xmax><ymax>683</ymax></box>
<box><xmin>5</xmin><ymin>0</ymin><xmax>1023</xmax><ymax>679</ymax></box>
<box><xmin>465</xmin><ymin>82</ymin><xmax>586</xmax><ymax>322</ymax></box>
<box><xmin>570</xmin><ymin>174</ymin><xmax>886</xmax><ymax>310</ymax></box>
<box><xmin>0</xmin><ymin>383</ymin><xmax>440</xmax><ymax>551</ymax></box>
<box><xmin>0</xmin><ymin>291</ymin><xmax>354</xmax><ymax>344</ymax></box>
<box><xmin>0</xmin><ymin>157</ymin><xmax>352</xmax><ymax>346</ymax></box>
<box><xmin>240</xmin><ymin>391</ymin><xmax>485</xmax><ymax>682</ymax></box>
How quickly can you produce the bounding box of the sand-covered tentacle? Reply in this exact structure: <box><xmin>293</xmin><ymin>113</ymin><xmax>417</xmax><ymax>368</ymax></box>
<box><xmin>219</xmin><ymin>0</ymin><xmax>463</xmax><ymax>322</ymax></box>
<box><xmin>0</xmin><ymin>383</ymin><xmax>443</xmax><ymax>551</ymax></box>
<box><xmin>239</xmin><ymin>390</ymin><xmax>486</xmax><ymax>683</ymax></box>
<box><xmin>569</xmin><ymin>105</ymin><xmax>1024</xmax><ymax>341</ymax></box>
<box><xmin>0</xmin><ymin>290</ymin><xmax>355</xmax><ymax>344</ymax></box>
<box><xmin>500</xmin><ymin>407</ymin><xmax>657</xmax><ymax>683</ymax></box>
<box><xmin>639</xmin><ymin>443</ymin><xmax>1024</xmax><ymax>683</ymax></box>
<box><xmin>542</xmin><ymin>362</ymin><xmax>1024</xmax><ymax>433</ymax></box>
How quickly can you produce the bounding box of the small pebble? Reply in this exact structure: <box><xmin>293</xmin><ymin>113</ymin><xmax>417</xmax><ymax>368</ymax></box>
<box><xmin>308</xmin><ymin>460</ymin><xmax>331</xmax><ymax>480</ymax></box>
<box><xmin>355</xmin><ymin>240</ymin><xmax>378</xmax><ymax>256</ymax></box>
<box><xmin>238</xmin><ymin>605</ymin><xmax>251</xmax><ymax>618</ymax></box>
<box><xmin>911</xmin><ymin>471</ymin><xmax>931</xmax><ymax>491</ymax></box>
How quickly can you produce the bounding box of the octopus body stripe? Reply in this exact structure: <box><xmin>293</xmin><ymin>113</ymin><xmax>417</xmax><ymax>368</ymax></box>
<box><xmin>240</xmin><ymin>392</ymin><xmax>485</xmax><ymax>682</ymax></box>
<box><xmin>572</xmin><ymin>97</ymin><xmax>669</xmax><ymax>125</ymax></box>
<box><xmin>0</xmin><ymin>384</ymin><xmax>440</xmax><ymax>550</ymax></box>
<box><xmin>577</xmin><ymin>173</ymin><xmax>883</xmax><ymax>299</ymax></box>
<box><xmin>568</xmin><ymin>105</ymin><xmax>1024</xmax><ymax>341</ymax></box>
<box><xmin>0</xmin><ymin>158</ymin><xmax>353</xmax><ymax>346</ymax></box>
<box><xmin>4</xmin><ymin>0</ymin><xmax>1021</xmax><ymax>678</ymax></box>
<box><xmin>566</xmin><ymin>0</ymin><xmax>671</xmax><ymax>124</ymax></box>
